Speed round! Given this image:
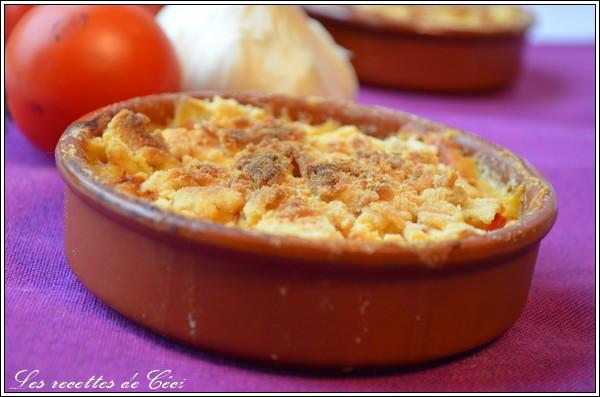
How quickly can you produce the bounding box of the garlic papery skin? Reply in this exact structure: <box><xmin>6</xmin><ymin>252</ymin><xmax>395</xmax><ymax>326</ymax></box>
<box><xmin>157</xmin><ymin>5</ymin><xmax>358</xmax><ymax>100</ymax></box>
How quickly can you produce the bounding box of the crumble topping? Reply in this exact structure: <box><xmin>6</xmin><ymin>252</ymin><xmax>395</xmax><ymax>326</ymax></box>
<box><xmin>84</xmin><ymin>96</ymin><xmax>524</xmax><ymax>243</ymax></box>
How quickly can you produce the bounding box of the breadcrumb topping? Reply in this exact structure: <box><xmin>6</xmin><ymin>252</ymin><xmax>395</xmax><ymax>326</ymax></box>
<box><xmin>84</xmin><ymin>96</ymin><xmax>524</xmax><ymax>244</ymax></box>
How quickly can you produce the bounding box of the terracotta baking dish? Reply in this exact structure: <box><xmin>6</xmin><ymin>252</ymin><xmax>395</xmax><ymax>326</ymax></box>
<box><xmin>306</xmin><ymin>6</ymin><xmax>533</xmax><ymax>93</ymax></box>
<box><xmin>56</xmin><ymin>92</ymin><xmax>556</xmax><ymax>370</ymax></box>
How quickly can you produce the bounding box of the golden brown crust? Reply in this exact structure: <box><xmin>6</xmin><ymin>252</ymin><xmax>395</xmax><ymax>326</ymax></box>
<box><xmin>83</xmin><ymin>96</ymin><xmax>525</xmax><ymax>243</ymax></box>
<box><xmin>109</xmin><ymin>110</ymin><xmax>164</xmax><ymax>150</ymax></box>
<box><xmin>219</xmin><ymin>120</ymin><xmax>305</xmax><ymax>154</ymax></box>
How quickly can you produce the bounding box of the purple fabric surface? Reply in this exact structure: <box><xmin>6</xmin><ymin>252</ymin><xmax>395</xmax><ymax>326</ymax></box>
<box><xmin>5</xmin><ymin>44</ymin><xmax>595</xmax><ymax>392</ymax></box>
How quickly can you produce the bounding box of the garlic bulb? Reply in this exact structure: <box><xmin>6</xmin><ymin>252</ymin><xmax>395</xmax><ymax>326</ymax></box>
<box><xmin>157</xmin><ymin>5</ymin><xmax>358</xmax><ymax>99</ymax></box>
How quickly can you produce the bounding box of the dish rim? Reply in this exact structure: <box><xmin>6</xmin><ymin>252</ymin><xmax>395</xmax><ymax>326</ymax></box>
<box><xmin>56</xmin><ymin>91</ymin><xmax>557</xmax><ymax>272</ymax></box>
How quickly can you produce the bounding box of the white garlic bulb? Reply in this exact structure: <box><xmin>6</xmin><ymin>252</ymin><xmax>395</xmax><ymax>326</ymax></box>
<box><xmin>157</xmin><ymin>5</ymin><xmax>358</xmax><ymax>100</ymax></box>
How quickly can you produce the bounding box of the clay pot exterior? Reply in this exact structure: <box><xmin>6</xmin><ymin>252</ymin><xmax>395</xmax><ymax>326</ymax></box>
<box><xmin>56</xmin><ymin>92</ymin><xmax>556</xmax><ymax>369</ymax></box>
<box><xmin>307</xmin><ymin>7</ymin><xmax>534</xmax><ymax>93</ymax></box>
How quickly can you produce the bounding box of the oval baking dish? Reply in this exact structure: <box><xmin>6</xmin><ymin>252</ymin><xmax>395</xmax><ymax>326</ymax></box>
<box><xmin>306</xmin><ymin>5</ymin><xmax>534</xmax><ymax>93</ymax></box>
<box><xmin>56</xmin><ymin>92</ymin><xmax>556</xmax><ymax>370</ymax></box>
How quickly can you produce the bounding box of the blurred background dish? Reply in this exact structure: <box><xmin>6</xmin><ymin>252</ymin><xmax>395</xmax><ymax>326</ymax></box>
<box><xmin>335</xmin><ymin>5</ymin><xmax>531</xmax><ymax>33</ymax></box>
<box><xmin>306</xmin><ymin>5</ymin><xmax>534</xmax><ymax>93</ymax></box>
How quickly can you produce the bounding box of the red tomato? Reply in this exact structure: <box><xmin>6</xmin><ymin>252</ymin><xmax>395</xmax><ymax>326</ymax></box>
<box><xmin>6</xmin><ymin>5</ymin><xmax>180</xmax><ymax>152</ymax></box>
<box><xmin>484</xmin><ymin>214</ymin><xmax>507</xmax><ymax>231</ymax></box>
<box><xmin>4</xmin><ymin>5</ymin><xmax>34</xmax><ymax>40</ymax></box>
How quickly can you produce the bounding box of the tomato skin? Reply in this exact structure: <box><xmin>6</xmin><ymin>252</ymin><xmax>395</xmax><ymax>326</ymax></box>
<box><xmin>4</xmin><ymin>5</ymin><xmax>35</xmax><ymax>40</ymax></box>
<box><xmin>6</xmin><ymin>5</ymin><xmax>180</xmax><ymax>152</ymax></box>
<box><xmin>484</xmin><ymin>214</ymin><xmax>507</xmax><ymax>231</ymax></box>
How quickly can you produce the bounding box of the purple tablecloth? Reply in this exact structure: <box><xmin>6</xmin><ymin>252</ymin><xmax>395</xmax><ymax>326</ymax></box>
<box><xmin>5</xmin><ymin>44</ymin><xmax>595</xmax><ymax>392</ymax></box>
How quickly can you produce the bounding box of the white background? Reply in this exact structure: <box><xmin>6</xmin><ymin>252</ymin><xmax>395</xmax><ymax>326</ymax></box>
<box><xmin>525</xmin><ymin>5</ymin><xmax>595</xmax><ymax>43</ymax></box>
